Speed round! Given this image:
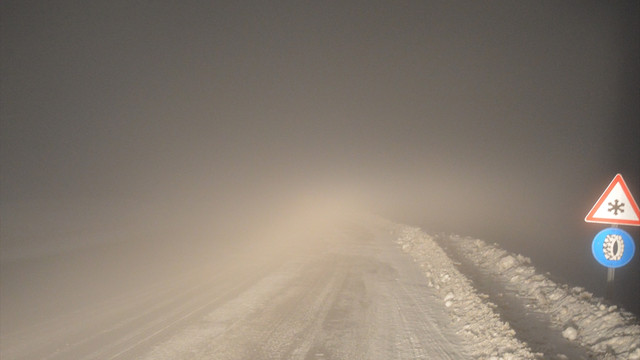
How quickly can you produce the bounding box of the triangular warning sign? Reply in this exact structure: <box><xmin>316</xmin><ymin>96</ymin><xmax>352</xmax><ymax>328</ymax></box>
<box><xmin>585</xmin><ymin>174</ymin><xmax>640</xmax><ymax>226</ymax></box>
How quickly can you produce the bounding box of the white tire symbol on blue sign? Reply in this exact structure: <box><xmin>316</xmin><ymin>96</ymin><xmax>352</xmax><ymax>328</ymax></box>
<box><xmin>603</xmin><ymin>234</ymin><xmax>624</xmax><ymax>261</ymax></box>
<box><xmin>592</xmin><ymin>228</ymin><xmax>635</xmax><ymax>268</ymax></box>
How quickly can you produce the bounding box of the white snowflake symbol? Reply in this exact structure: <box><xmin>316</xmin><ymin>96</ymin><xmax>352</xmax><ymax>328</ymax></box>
<box><xmin>608</xmin><ymin>199</ymin><xmax>625</xmax><ymax>216</ymax></box>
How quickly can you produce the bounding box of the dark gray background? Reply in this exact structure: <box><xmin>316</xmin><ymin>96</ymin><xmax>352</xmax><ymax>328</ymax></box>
<box><xmin>2</xmin><ymin>1</ymin><xmax>639</xmax><ymax>315</ymax></box>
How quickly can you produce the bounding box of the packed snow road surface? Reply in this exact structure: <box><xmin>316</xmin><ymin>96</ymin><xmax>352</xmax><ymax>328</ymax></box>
<box><xmin>2</xmin><ymin>220</ymin><xmax>466</xmax><ymax>359</ymax></box>
<box><xmin>139</xmin><ymin>222</ymin><xmax>466</xmax><ymax>359</ymax></box>
<box><xmin>3</xmin><ymin>218</ymin><xmax>639</xmax><ymax>359</ymax></box>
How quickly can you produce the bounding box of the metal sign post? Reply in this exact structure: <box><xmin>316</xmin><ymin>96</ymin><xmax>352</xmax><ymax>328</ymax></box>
<box><xmin>606</xmin><ymin>224</ymin><xmax>618</xmax><ymax>300</ymax></box>
<box><xmin>606</xmin><ymin>267</ymin><xmax>615</xmax><ymax>300</ymax></box>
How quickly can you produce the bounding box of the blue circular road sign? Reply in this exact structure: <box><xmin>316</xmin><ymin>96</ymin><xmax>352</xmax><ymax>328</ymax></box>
<box><xmin>592</xmin><ymin>227</ymin><xmax>635</xmax><ymax>268</ymax></box>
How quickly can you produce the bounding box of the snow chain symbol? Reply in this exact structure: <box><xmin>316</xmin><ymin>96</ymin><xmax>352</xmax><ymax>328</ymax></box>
<box><xmin>603</xmin><ymin>234</ymin><xmax>624</xmax><ymax>261</ymax></box>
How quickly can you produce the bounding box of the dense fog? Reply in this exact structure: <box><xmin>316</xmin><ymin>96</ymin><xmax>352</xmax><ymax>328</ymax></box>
<box><xmin>2</xmin><ymin>0</ymin><xmax>639</xmax><ymax>331</ymax></box>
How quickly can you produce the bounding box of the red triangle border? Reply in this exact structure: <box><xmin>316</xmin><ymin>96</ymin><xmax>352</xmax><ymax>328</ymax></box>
<box><xmin>585</xmin><ymin>174</ymin><xmax>640</xmax><ymax>226</ymax></box>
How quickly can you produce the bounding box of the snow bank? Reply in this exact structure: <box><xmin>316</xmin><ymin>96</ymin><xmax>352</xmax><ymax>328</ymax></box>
<box><xmin>447</xmin><ymin>234</ymin><xmax>640</xmax><ymax>360</ymax></box>
<box><xmin>393</xmin><ymin>225</ymin><xmax>539</xmax><ymax>360</ymax></box>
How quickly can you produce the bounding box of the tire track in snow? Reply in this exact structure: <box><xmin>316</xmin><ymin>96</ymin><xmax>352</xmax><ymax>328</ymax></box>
<box><xmin>18</xmin><ymin>259</ymin><xmax>283</xmax><ymax>360</ymax></box>
<box><xmin>190</xmin><ymin>255</ymin><xmax>348</xmax><ymax>359</ymax></box>
<box><xmin>391</xmin><ymin>279</ymin><xmax>460</xmax><ymax>359</ymax></box>
<box><xmin>1</xmin><ymin>266</ymin><xmax>207</xmax><ymax>359</ymax></box>
<box><xmin>307</xmin><ymin>224</ymin><xmax>466</xmax><ymax>360</ymax></box>
<box><xmin>139</xmin><ymin>220</ymin><xmax>469</xmax><ymax>359</ymax></box>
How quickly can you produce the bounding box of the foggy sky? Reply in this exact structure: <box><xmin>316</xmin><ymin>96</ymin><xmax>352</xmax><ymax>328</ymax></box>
<box><xmin>2</xmin><ymin>1</ymin><xmax>639</xmax><ymax>313</ymax></box>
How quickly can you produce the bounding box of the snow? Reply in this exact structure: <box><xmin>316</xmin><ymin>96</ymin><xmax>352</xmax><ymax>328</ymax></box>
<box><xmin>133</xmin><ymin>220</ymin><xmax>469</xmax><ymax>359</ymax></box>
<box><xmin>393</xmin><ymin>223</ymin><xmax>640</xmax><ymax>359</ymax></box>
<box><xmin>562</xmin><ymin>326</ymin><xmax>578</xmax><ymax>341</ymax></box>
<box><xmin>442</xmin><ymin>233</ymin><xmax>640</xmax><ymax>359</ymax></box>
<box><xmin>2</xmin><ymin>216</ymin><xmax>639</xmax><ymax>359</ymax></box>
<box><xmin>393</xmin><ymin>225</ymin><xmax>539</xmax><ymax>359</ymax></box>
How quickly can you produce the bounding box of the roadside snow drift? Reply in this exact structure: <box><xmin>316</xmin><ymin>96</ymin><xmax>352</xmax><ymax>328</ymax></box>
<box><xmin>393</xmin><ymin>223</ymin><xmax>640</xmax><ymax>360</ymax></box>
<box><xmin>445</xmin><ymin>234</ymin><xmax>640</xmax><ymax>359</ymax></box>
<box><xmin>393</xmin><ymin>226</ymin><xmax>538</xmax><ymax>359</ymax></box>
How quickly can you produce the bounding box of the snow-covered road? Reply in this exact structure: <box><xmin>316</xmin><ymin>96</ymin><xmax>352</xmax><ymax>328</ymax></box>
<box><xmin>137</xmin><ymin>222</ymin><xmax>467</xmax><ymax>359</ymax></box>
<box><xmin>2</xmin><ymin>218</ymin><xmax>639</xmax><ymax>359</ymax></box>
<box><xmin>1</xmin><ymin>220</ymin><xmax>465</xmax><ymax>359</ymax></box>
<box><xmin>1</xmin><ymin>247</ymin><xmax>282</xmax><ymax>359</ymax></box>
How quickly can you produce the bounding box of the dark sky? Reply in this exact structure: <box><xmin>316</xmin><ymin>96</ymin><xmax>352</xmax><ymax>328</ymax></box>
<box><xmin>2</xmin><ymin>1</ymin><xmax>639</xmax><ymax>312</ymax></box>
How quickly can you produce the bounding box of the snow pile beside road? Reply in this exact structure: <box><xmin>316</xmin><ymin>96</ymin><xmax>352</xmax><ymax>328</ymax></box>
<box><xmin>393</xmin><ymin>225</ymin><xmax>538</xmax><ymax>359</ymax></box>
<box><xmin>447</xmin><ymin>234</ymin><xmax>640</xmax><ymax>360</ymax></box>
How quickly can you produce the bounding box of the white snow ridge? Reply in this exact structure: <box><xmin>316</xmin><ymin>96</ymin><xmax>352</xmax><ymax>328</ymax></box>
<box><xmin>394</xmin><ymin>226</ymin><xmax>538</xmax><ymax>359</ymax></box>
<box><xmin>394</xmin><ymin>224</ymin><xmax>640</xmax><ymax>360</ymax></box>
